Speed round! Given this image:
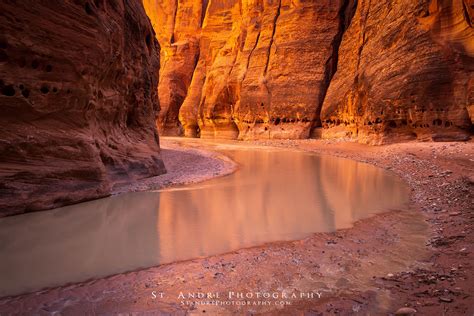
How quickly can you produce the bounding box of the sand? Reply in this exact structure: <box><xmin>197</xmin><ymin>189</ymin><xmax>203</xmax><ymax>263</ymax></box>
<box><xmin>113</xmin><ymin>139</ymin><xmax>238</xmax><ymax>194</ymax></box>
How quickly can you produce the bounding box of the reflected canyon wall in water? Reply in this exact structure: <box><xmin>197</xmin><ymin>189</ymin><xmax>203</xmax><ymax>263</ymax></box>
<box><xmin>157</xmin><ymin>149</ymin><xmax>409</xmax><ymax>261</ymax></box>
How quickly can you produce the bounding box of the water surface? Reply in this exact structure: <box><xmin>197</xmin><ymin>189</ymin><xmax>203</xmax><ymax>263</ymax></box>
<box><xmin>0</xmin><ymin>145</ymin><xmax>409</xmax><ymax>297</ymax></box>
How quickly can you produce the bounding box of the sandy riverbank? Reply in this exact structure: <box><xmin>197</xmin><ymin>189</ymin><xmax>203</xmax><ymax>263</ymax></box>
<box><xmin>0</xmin><ymin>138</ymin><xmax>472</xmax><ymax>315</ymax></box>
<box><xmin>113</xmin><ymin>139</ymin><xmax>238</xmax><ymax>194</ymax></box>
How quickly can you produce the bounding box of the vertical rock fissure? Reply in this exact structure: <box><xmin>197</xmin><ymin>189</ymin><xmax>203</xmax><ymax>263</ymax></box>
<box><xmin>174</xmin><ymin>0</ymin><xmax>209</xmax><ymax>134</ymax></box>
<box><xmin>201</xmin><ymin>0</ymin><xmax>209</xmax><ymax>26</ymax></box>
<box><xmin>170</xmin><ymin>0</ymin><xmax>179</xmax><ymax>43</ymax></box>
<box><xmin>191</xmin><ymin>51</ymin><xmax>201</xmax><ymax>81</ymax></box>
<box><xmin>263</xmin><ymin>0</ymin><xmax>281</xmax><ymax>75</ymax></box>
<box><xmin>356</xmin><ymin>0</ymin><xmax>370</xmax><ymax>71</ymax></box>
<box><xmin>312</xmin><ymin>0</ymin><xmax>357</xmax><ymax>130</ymax></box>
<box><xmin>461</xmin><ymin>0</ymin><xmax>472</xmax><ymax>28</ymax></box>
<box><xmin>350</xmin><ymin>0</ymin><xmax>369</xmax><ymax>131</ymax></box>
<box><xmin>177</xmin><ymin>48</ymin><xmax>201</xmax><ymax>130</ymax></box>
<box><xmin>242</xmin><ymin>30</ymin><xmax>261</xmax><ymax>82</ymax></box>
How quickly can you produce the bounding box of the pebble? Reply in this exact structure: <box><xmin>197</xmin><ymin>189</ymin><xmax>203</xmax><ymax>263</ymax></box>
<box><xmin>395</xmin><ymin>307</ymin><xmax>417</xmax><ymax>315</ymax></box>
<box><xmin>439</xmin><ymin>297</ymin><xmax>453</xmax><ymax>303</ymax></box>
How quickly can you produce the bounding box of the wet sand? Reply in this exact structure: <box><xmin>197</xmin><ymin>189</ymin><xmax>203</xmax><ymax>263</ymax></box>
<box><xmin>0</xmin><ymin>138</ymin><xmax>472</xmax><ymax>315</ymax></box>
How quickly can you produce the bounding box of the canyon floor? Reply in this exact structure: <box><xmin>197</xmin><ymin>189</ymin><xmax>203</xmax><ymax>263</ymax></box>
<box><xmin>0</xmin><ymin>138</ymin><xmax>473</xmax><ymax>315</ymax></box>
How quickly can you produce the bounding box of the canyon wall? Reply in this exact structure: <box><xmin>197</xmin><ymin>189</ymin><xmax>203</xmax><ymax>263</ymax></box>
<box><xmin>321</xmin><ymin>0</ymin><xmax>474</xmax><ymax>144</ymax></box>
<box><xmin>145</xmin><ymin>0</ymin><xmax>354</xmax><ymax>139</ymax></box>
<box><xmin>145</xmin><ymin>0</ymin><xmax>473</xmax><ymax>143</ymax></box>
<box><xmin>0</xmin><ymin>0</ymin><xmax>165</xmax><ymax>216</ymax></box>
<box><xmin>143</xmin><ymin>0</ymin><xmax>203</xmax><ymax>136</ymax></box>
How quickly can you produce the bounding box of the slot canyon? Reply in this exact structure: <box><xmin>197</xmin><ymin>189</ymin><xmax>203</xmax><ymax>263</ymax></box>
<box><xmin>0</xmin><ymin>0</ymin><xmax>473</xmax><ymax>315</ymax></box>
<box><xmin>143</xmin><ymin>0</ymin><xmax>473</xmax><ymax>143</ymax></box>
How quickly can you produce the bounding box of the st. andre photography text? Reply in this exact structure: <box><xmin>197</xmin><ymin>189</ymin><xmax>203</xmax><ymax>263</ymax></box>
<box><xmin>151</xmin><ymin>290</ymin><xmax>328</xmax><ymax>306</ymax></box>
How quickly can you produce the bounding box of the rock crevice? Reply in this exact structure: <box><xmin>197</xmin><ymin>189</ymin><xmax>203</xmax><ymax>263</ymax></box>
<box><xmin>263</xmin><ymin>0</ymin><xmax>281</xmax><ymax>75</ymax></box>
<box><xmin>312</xmin><ymin>0</ymin><xmax>358</xmax><ymax>133</ymax></box>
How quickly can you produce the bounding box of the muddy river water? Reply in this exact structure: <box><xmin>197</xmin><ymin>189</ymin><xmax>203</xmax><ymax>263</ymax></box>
<box><xmin>0</xmin><ymin>145</ymin><xmax>410</xmax><ymax>297</ymax></box>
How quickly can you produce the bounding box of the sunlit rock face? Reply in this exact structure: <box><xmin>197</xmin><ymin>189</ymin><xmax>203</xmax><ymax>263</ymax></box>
<box><xmin>0</xmin><ymin>0</ymin><xmax>165</xmax><ymax>216</ymax></box>
<box><xmin>143</xmin><ymin>0</ymin><xmax>203</xmax><ymax>136</ymax></box>
<box><xmin>321</xmin><ymin>0</ymin><xmax>474</xmax><ymax>144</ymax></box>
<box><xmin>146</xmin><ymin>0</ymin><xmax>473</xmax><ymax>142</ymax></box>
<box><xmin>144</xmin><ymin>0</ymin><xmax>352</xmax><ymax>139</ymax></box>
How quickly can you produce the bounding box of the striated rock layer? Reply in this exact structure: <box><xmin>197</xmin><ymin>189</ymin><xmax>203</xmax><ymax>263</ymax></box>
<box><xmin>145</xmin><ymin>0</ymin><xmax>473</xmax><ymax>142</ymax></box>
<box><xmin>145</xmin><ymin>0</ymin><xmax>352</xmax><ymax>139</ymax></box>
<box><xmin>0</xmin><ymin>0</ymin><xmax>166</xmax><ymax>216</ymax></box>
<box><xmin>321</xmin><ymin>0</ymin><xmax>474</xmax><ymax>144</ymax></box>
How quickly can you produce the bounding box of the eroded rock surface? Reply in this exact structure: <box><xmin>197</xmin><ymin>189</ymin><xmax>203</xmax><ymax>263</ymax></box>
<box><xmin>145</xmin><ymin>0</ymin><xmax>352</xmax><ymax>139</ymax></box>
<box><xmin>146</xmin><ymin>0</ymin><xmax>473</xmax><ymax>142</ymax></box>
<box><xmin>143</xmin><ymin>0</ymin><xmax>203</xmax><ymax>136</ymax></box>
<box><xmin>321</xmin><ymin>0</ymin><xmax>474</xmax><ymax>144</ymax></box>
<box><xmin>0</xmin><ymin>0</ymin><xmax>165</xmax><ymax>216</ymax></box>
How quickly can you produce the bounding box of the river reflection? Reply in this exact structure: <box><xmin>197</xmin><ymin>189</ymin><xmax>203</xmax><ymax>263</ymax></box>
<box><xmin>0</xmin><ymin>147</ymin><xmax>409</xmax><ymax>297</ymax></box>
<box><xmin>156</xmin><ymin>149</ymin><xmax>409</xmax><ymax>261</ymax></box>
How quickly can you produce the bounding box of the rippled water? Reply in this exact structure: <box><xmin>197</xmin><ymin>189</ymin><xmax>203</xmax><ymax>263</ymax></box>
<box><xmin>0</xmin><ymin>146</ymin><xmax>410</xmax><ymax>297</ymax></box>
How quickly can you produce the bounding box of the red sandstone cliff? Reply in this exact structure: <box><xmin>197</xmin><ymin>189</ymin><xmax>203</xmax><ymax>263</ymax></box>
<box><xmin>0</xmin><ymin>0</ymin><xmax>166</xmax><ymax>216</ymax></box>
<box><xmin>143</xmin><ymin>0</ymin><xmax>203</xmax><ymax>136</ymax></box>
<box><xmin>145</xmin><ymin>0</ymin><xmax>473</xmax><ymax>142</ymax></box>
<box><xmin>321</xmin><ymin>0</ymin><xmax>474</xmax><ymax>144</ymax></box>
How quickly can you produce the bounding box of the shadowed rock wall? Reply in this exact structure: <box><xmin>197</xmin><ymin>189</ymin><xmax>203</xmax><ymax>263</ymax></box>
<box><xmin>0</xmin><ymin>0</ymin><xmax>166</xmax><ymax>216</ymax></box>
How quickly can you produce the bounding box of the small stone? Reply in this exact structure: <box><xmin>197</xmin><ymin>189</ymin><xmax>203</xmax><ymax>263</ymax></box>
<box><xmin>387</xmin><ymin>273</ymin><xmax>394</xmax><ymax>278</ymax></box>
<box><xmin>395</xmin><ymin>307</ymin><xmax>417</xmax><ymax>315</ymax></box>
<box><xmin>439</xmin><ymin>297</ymin><xmax>453</xmax><ymax>303</ymax></box>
